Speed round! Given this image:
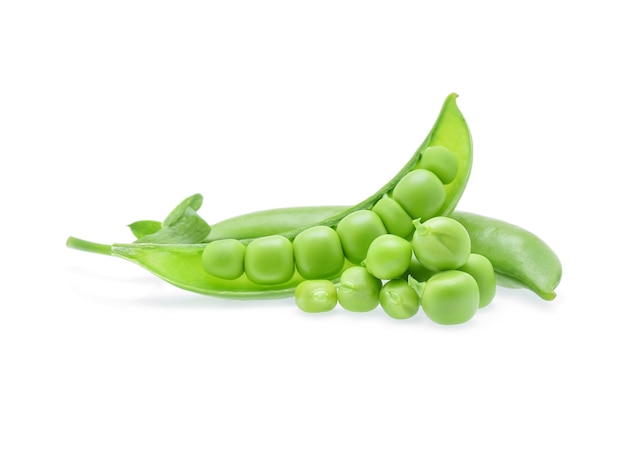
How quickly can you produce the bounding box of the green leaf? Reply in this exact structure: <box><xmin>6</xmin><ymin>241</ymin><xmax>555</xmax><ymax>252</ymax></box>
<box><xmin>135</xmin><ymin>207</ymin><xmax>211</xmax><ymax>244</ymax></box>
<box><xmin>128</xmin><ymin>220</ymin><xmax>162</xmax><ymax>239</ymax></box>
<box><xmin>163</xmin><ymin>193</ymin><xmax>203</xmax><ymax>227</ymax></box>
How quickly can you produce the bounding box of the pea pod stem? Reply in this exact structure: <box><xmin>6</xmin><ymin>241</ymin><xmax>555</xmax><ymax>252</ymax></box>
<box><xmin>66</xmin><ymin>237</ymin><xmax>112</xmax><ymax>256</ymax></box>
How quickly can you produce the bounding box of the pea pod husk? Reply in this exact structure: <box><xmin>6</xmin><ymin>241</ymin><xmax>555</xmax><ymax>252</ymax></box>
<box><xmin>450</xmin><ymin>211</ymin><xmax>562</xmax><ymax>300</ymax></box>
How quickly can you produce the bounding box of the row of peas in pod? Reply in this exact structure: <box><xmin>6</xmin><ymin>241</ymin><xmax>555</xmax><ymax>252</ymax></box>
<box><xmin>201</xmin><ymin>145</ymin><xmax>495</xmax><ymax>324</ymax></box>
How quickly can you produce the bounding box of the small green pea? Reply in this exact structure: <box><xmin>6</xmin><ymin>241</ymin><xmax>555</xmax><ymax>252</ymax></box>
<box><xmin>336</xmin><ymin>210</ymin><xmax>387</xmax><ymax>265</ymax></box>
<box><xmin>379</xmin><ymin>279</ymin><xmax>420</xmax><ymax>319</ymax></box>
<box><xmin>337</xmin><ymin>266</ymin><xmax>382</xmax><ymax>312</ymax></box>
<box><xmin>244</xmin><ymin>235</ymin><xmax>295</xmax><ymax>285</ymax></box>
<box><xmin>391</xmin><ymin>169</ymin><xmax>446</xmax><ymax>220</ymax></box>
<box><xmin>202</xmin><ymin>239</ymin><xmax>246</xmax><ymax>280</ymax></box>
<box><xmin>412</xmin><ymin>216</ymin><xmax>471</xmax><ymax>271</ymax></box>
<box><xmin>293</xmin><ymin>226</ymin><xmax>345</xmax><ymax>279</ymax></box>
<box><xmin>458</xmin><ymin>253</ymin><xmax>496</xmax><ymax>308</ymax></box>
<box><xmin>365</xmin><ymin>234</ymin><xmax>412</xmax><ymax>280</ymax></box>
<box><xmin>295</xmin><ymin>280</ymin><xmax>338</xmax><ymax>313</ymax></box>
<box><xmin>418</xmin><ymin>145</ymin><xmax>458</xmax><ymax>184</ymax></box>
<box><xmin>420</xmin><ymin>270</ymin><xmax>479</xmax><ymax>325</ymax></box>
<box><xmin>372</xmin><ymin>196</ymin><xmax>415</xmax><ymax>238</ymax></box>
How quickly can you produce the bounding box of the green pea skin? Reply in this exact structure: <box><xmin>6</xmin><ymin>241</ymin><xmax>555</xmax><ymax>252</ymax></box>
<box><xmin>371</xmin><ymin>196</ymin><xmax>415</xmax><ymax>238</ymax></box>
<box><xmin>420</xmin><ymin>270</ymin><xmax>479</xmax><ymax>325</ymax></box>
<box><xmin>418</xmin><ymin>145</ymin><xmax>458</xmax><ymax>184</ymax></box>
<box><xmin>201</xmin><ymin>239</ymin><xmax>246</xmax><ymax>280</ymax></box>
<box><xmin>336</xmin><ymin>210</ymin><xmax>387</xmax><ymax>265</ymax></box>
<box><xmin>293</xmin><ymin>226</ymin><xmax>345</xmax><ymax>279</ymax></box>
<box><xmin>379</xmin><ymin>279</ymin><xmax>420</xmax><ymax>319</ymax></box>
<box><xmin>337</xmin><ymin>266</ymin><xmax>382</xmax><ymax>312</ymax></box>
<box><xmin>412</xmin><ymin>216</ymin><xmax>471</xmax><ymax>271</ymax></box>
<box><xmin>244</xmin><ymin>235</ymin><xmax>295</xmax><ymax>285</ymax></box>
<box><xmin>458</xmin><ymin>253</ymin><xmax>496</xmax><ymax>308</ymax></box>
<box><xmin>391</xmin><ymin>169</ymin><xmax>446</xmax><ymax>220</ymax></box>
<box><xmin>365</xmin><ymin>234</ymin><xmax>412</xmax><ymax>280</ymax></box>
<box><xmin>295</xmin><ymin>280</ymin><xmax>338</xmax><ymax>313</ymax></box>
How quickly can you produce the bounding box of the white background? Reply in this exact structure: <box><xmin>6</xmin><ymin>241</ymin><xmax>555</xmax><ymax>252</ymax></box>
<box><xmin>2</xmin><ymin>1</ymin><xmax>625</xmax><ymax>449</ymax></box>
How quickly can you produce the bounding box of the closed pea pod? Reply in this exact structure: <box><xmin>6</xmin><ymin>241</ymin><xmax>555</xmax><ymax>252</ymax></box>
<box><xmin>379</xmin><ymin>279</ymin><xmax>420</xmax><ymax>319</ymax></box>
<box><xmin>391</xmin><ymin>169</ymin><xmax>446</xmax><ymax>220</ymax></box>
<box><xmin>336</xmin><ymin>210</ymin><xmax>387</xmax><ymax>265</ymax></box>
<box><xmin>337</xmin><ymin>266</ymin><xmax>382</xmax><ymax>312</ymax></box>
<box><xmin>293</xmin><ymin>226</ymin><xmax>344</xmax><ymax>279</ymax></box>
<box><xmin>244</xmin><ymin>235</ymin><xmax>295</xmax><ymax>285</ymax></box>
<box><xmin>295</xmin><ymin>280</ymin><xmax>338</xmax><ymax>313</ymax></box>
<box><xmin>201</xmin><ymin>239</ymin><xmax>245</xmax><ymax>280</ymax></box>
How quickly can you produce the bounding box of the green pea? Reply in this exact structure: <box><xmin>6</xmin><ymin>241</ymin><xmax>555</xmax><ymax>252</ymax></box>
<box><xmin>458</xmin><ymin>253</ymin><xmax>496</xmax><ymax>308</ymax></box>
<box><xmin>371</xmin><ymin>196</ymin><xmax>415</xmax><ymax>238</ymax></box>
<box><xmin>244</xmin><ymin>235</ymin><xmax>295</xmax><ymax>285</ymax></box>
<box><xmin>420</xmin><ymin>270</ymin><xmax>479</xmax><ymax>325</ymax></box>
<box><xmin>337</xmin><ymin>266</ymin><xmax>382</xmax><ymax>312</ymax></box>
<box><xmin>412</xmin><ymin>216</ymin><xmax>471</xmax><ymax>271</ymax></box>
<box><xmin>391</xmin><ymin>169</ymin><xmax>445</xmax><ymax>220</ymax></box>
<box><xmin>295</xmin><ymin>280</ymin><xmax>338</xmax><ymax>313</ymax></box>
<box><xmin>418</xmin><ymin>145</ymin><xmax>458</xmax><ymax>184</ymax></box>
<box><xmin>201</xmin><ymin>239</ymin><xmax>246</xmax><ymax>280</ymax></box>
<box><xmin>336</xmin><ymin>210</ymin><xmax>387</xmax><ymax>265</ymax></box>
<box><xmin>365</xmin><ymin>234</ymin><xmax>412</xmax><ymax>280</ymax></box>
<box><xmin>404</xmin><ymin>256</ymin><xmax>437</xmax><ymax>283</ymax></box>
<box><xmin>293</xmin><ymin>226</ymin><xmax>344</xmax><ymax>279</ymax></box>
<box><xmin>379</xmin><ymin>279</ymin><xmax>420</xmax><ymax>319</ymax></box>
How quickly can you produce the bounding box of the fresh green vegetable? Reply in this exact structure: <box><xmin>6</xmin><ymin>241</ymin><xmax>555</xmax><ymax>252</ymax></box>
<box><xmin>295</xmin><ymin>280</ymin><xmax>338</xmax><ymax>313</ymax></box>
<box><xmin>293</xmin><ymin>226</ymin><xmax>344</xmax><ymax>280</ymax></box>
<box><xmin>458</xmin><ymin>253</ymin><xmax>496</xmax><ymax>308</ymax></box>
<box><xmin>411</xmin><ymin>216</ymin><xmax>471</xmax><ymax>271</ymax></box>
<box><xmin>450</xmin><ymin>211</ymin><xmax>562</xmax><ymax>300</ymax></box>
<box><xmin>412</xmin><ymin>270</ymin><xmax>479</xmax><ymax>325</ymax></box>
<box><xmin>379</xmin><ymin>279</ymin><xmax>420</xmax><ymax>319</ymax></box>
<box><xmin>67</xmin><ymin>92</ymin><xmax>562</xmax><ymax>328</ymax></box>
<box><xmin>337</xmin><ymin>267</ymin><xmax>382</xmax><ymax>312</ymax></box>
<box><xmin>364</xmin><ymin>234</ymin><xmax>412</xmax><ymax>281</ymax></box>
<box><xmin>202</xmin><ymin>239</ymin><xmax>246</xmax><ymax>280</ymax></box>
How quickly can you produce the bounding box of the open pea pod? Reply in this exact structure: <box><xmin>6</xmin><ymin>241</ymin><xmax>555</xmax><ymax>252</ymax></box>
<box><xmin>67</xmin><ymin>93</ymin><xmax>472</xmax><ymax>299</ymax></box>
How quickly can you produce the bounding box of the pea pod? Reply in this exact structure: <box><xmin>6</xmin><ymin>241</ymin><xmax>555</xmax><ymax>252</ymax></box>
<box><xmin>450</xmin><ymin>211</ymin><xmax>562</xmax><ymax>300</ymax></box>
<box><xmin>67</xmin><ymin>93</ymin><xmax>473</xmax><ymax>298</ymax></box>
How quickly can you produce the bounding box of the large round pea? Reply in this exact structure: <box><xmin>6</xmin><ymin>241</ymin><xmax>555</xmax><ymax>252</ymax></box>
<box><xmin>336</xmin><ymin>210</ymin><xmax>387</xmax><ymax>265</ymax></box>
<box><xmin>365</xmin><ymin>234</ymin><xmax>412</xmax><ymax>280</ymax></box>
<box><xmin>244</xmin><ymin>235</ymin><xmax>295</xmax><ymax>285</ymax></box>
<box><xmin>293</xmin><ymin>226</ymin><xmax>344</xmax><ymax>279</ymax></box>
<box><xmin>372</xmin><ymin>196</ymin><xmax>415</xmax><ymax>238</ymax></box>
<box><xmin>418</xmin><ymin>145</ymin><xmax>458</xmax><ymax>184</ymax></box>
<box><xmin>412</xmin><ymin>216</ymin><xmax>471</xmax><ymax>271</ymax></box>
<box><xmin>202</xmin><ymin>239</ymin><xmax>246</xmax><ymax>280</ymax></box>
<box><xmin>420</xmin><ymin>270</ymin><xmax>479</xmax><ymax>325</ymax></box>
<box><xmin>391</xmin><ymin>169</ymin><xmax>446</xmax><ymax>220</ymax></box>
<box><xmin>379</xmin><ymin>279</ymin><xmax>420</xmax><ymax>319</ymax></box>
<box><xmin>458</xmin><ymin>253</ymin><xmax>496</xmax><ymax>308</ymax></box>
<box><xmin>337</xmin><ymin>266</ymin><xmax>382</xmax><ymax>312</ymax></box>
<box><xmin>295</xmin><ymin>280</ymin><xmax>338</xmax><ymax>313</ymax></box>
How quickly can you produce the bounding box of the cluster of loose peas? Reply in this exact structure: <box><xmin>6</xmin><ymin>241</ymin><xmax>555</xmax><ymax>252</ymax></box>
<box><xmin>202</xmin><ymin>146</ymin><xmax>495</xmax><ymax>324</ymax></box>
